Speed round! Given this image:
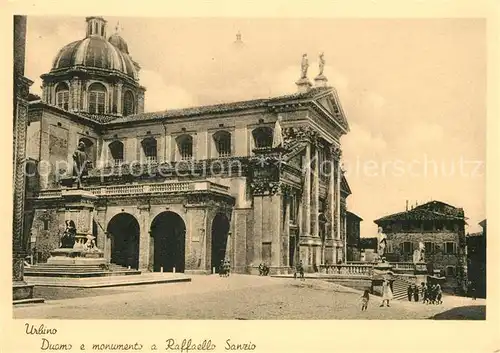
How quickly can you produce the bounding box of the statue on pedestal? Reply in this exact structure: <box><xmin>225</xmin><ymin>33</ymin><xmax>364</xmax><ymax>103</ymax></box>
<box><xmin>60</xmin><ymin>220</ymin><xmax>76</xmax><ymax>248</ymax></box>
<box><xmin>377</xmin><ymin>226</ymin><xmax>387</xmax><ymax>260</ymax></box>
<box><xmin>318</xmin><ymin>52</ymin><xmax>325</xmax><ymax>76</ymax></box>
<box><xmin>300</xmin><ymin>53</ymin><xmax>309</xmax><ymax>79</ymax></box>
<box><xmin>73</xmin><ymin>141</ymin><xmax>89</xmax><ymax>188</ymax></box>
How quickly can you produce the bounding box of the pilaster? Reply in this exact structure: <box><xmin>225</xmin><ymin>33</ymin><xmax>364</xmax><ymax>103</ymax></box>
<box><xmin>137</xmin><ymin>203</ymin><xmax>151</xmax><ymax>271</ymax></box>
<box><xmin>116</xmin><ymin>82</ymin><xmax>123</xmax><ymax>115</ymax></box>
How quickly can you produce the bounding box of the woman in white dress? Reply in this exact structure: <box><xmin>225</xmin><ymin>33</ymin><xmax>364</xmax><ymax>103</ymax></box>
<box><xmin>380</xmin><ymin>279</ymin><xmax>393</xmax><ymax>307</ymax></box>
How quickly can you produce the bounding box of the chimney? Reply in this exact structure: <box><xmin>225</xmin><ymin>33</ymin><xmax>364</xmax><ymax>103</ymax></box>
<box><xmin>406</xmin><ymin>200</ymin><xmax>408</xmax><ymax>211</ymax></box>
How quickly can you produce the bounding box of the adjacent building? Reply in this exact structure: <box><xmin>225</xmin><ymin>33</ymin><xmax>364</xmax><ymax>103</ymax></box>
<box><xmin>466</xmin><ymin>219</ymin><xmax>486</xmax><ymax>298</ymax></box>
<box><xmin>25</xmin><ymin>16</ymin><xmax>354</xmax><ymax>275</ymax></box>
<box><xmin>346</xmin><ymin>211</ymin><xmax>362</xmax><ymax>262</ymax></box>
<box><xmin>374</xmin><ymin>200</ymin><xmax>467</xmax><ymax>289</ymax></box>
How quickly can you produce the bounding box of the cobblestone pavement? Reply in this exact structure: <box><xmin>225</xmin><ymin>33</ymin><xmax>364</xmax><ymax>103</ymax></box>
<box><xmin>14</xmin><ymin>275</ymin><xmax>486</xmax><ymax>320</ymax></box>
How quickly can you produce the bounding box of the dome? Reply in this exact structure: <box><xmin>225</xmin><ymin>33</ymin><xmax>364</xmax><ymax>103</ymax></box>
<box><xmin>108</xmin><ymin>33</ymin><xmax>129</xmax><ymax>54</ymax></box>
<box><xmin>51</xmin><ymin>36</ymin><xmax>138</xmax><ymax>79</ymax></box>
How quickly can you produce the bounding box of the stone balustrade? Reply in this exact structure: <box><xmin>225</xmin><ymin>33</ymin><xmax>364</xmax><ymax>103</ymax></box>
<box><xmin>319</xmin><ymin>264</ymin><xmax>373</xmax><ymax>277</ymax></box>
<box><xmin>37</xmin><ymin>181</ymin><xmax>230</xmax><ymax>199</ymax></box>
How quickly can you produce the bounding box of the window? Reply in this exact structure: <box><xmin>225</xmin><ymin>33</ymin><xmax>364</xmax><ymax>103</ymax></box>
<box><xmin>141</xmin><ymin>137</ymin><xmax>157</xmax><ymax>163</ymax></box>
<box><xmin>403</xmin><ymin>241</ymin><xmax>412</xmax><ymax>254</ymax></box>
<box><xmin>445</xmin><ymin>242</ymin><xmax>456</xmax><ymax>254</ymax></box>
<box><xmin>424</xmin><ymin>242</ymin><xmax>433</xmax><ymax>254</ymax></box>
<box><xmin>55</xmin><ymin>83</ymin><xmax>69</xmax><ymax>110</ymax></box>
<box><xmin>43</xmin><ymin>219</ymin><xmax>49</xmax><ymax>231</ymax></box>
<box><xmin>123</xmin><ymin>90</ymin><xmax>135</xmax><ymax>116</ymax></box>
<box><xmin>176</xmin><ymin>135</ymin><xmax>193</xmax><ymax>160</ymax></box>
<box><xmin>213</xmin><ymin>131</ymin><xmax>231</xmax><ymax>157</ymax></box>
<box><xmin>108</xmin><ymin>140</ymin><xmax>124</xmax><ymax>165</ymax></box>
<box><xmin>252</xmin><ymin>127</ymin><xmax>273</xmax><ymax>148</ymax></box>
<box><xmin>88</xmin><ymin>82</ymin><xmax>106</xmax><ymax>114</ymax></box>
<box><xmin>446</xmin><ymin>266</ymin><xmax>455</xmax><ymax>277</ymax></box>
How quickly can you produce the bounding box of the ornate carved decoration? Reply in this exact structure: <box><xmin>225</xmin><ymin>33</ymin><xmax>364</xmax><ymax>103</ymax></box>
<box><xmin>330</xmin><ymin>146</ymin><xmax>342</xmax><ymax>161</ymax></box>
<box><xmin>283</xmin><ymin>126</ymin><xmax>320</xmax><ymax>145</ymax></box>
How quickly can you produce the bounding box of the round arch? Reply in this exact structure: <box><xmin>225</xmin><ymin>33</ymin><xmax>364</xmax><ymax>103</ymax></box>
<box><xmin>211</xmin><ymin>213</ymin><xmax>231</xmax><ymax>271</ymax></box>
<box><xmin>107</xmin><ymin>213</ymin><xmax>140</xmax><ymax>269</ymax></box>
<box><xmin>150</xmin><ymin>211</ymin><xmax>186</xmax><ymax>272</ymax></box>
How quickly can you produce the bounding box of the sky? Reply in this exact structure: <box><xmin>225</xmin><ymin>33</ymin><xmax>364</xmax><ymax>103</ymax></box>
<box><xmin>24</xmin><ymin>17</ymin><xmax>486</xmax><ymax>235</ymax></box>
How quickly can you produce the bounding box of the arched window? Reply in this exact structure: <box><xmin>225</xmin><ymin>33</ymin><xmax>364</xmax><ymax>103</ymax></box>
<box><xmin>88</xmin><ymin>82</ymin><xmax>106</xmax><ymax>114</ymax></box>
<box><xmin>55</xmin><ymin>83</ymin><xmax>69</xmax><ymax>110</ymax></box>
<box><xmin>141</xmin><ymin>137</ymin><xmax>157</xmax><ymax>163</ymax></box>
<box><xmin>176</xmin><ymin>135</ymin><xmax>193</xmax><ymax>161</ymax></box>
<box><xmin>252</xmin><ymin>126</ymin><xmax>273</xmax><ymax>148</ymax></box>
<box><xmin>108</xmin><ymin>140</ymin><xmax>124</xmax><ymax>166</ymax></box>
<box><xmin>123</xmin><ymin>90</ymin><xmax>135</xmax><ymax>116</ymax></box>
<box><xmin>78</xmin><ymin>138</ymin><xmax>95</xmax><ymax>169</ymax></box>
<box><xmin>213</xmin><ymin>130</ymin><xmax>231</xmax><ymax>157</ymax></box>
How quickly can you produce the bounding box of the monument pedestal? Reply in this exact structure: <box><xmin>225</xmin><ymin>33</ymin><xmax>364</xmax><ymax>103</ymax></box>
<box><xmin>45</xmin><ymin>188</ymin><xmax>107</xmax><ymax>267</ymax></box>
<box><xmin>371</xmin><ymin>261</ymin><xmax>395</xmax><ymax>295</ymax></box>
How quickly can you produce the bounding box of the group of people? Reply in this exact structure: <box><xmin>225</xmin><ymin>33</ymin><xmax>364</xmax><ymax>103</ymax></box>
<box><xmin>218</xmin><ymin>259</ymin><xmax>231</xmax><ymax>277</ymax></box>
<box><xmin>408</xmin><ymin>282</ymin><xmax>443</xmax><ymax>305</ymax></box>
<box><xmin>258</xmin><ymin>263</ymin><xmax>270</xmax><ymax>276</ymax></box>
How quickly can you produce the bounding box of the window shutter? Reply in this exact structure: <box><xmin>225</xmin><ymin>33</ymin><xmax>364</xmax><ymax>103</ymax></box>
<box><xmin>453</xmin><ymin>242</ymin><xmax>457</xmax><ymax>254</ymax></box>
<box><xmin>400</xmin><ymin>242</ymin><xmax>404</xmax><ymax>254</ymax></box>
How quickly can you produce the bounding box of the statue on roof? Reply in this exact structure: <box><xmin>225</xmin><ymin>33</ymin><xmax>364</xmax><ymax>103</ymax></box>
<box><xmin>300</xmin><ymin>53</ymin><xmax>309</xmax><ymax>79</ymax></box>
<box><xmin>272</xmin><ymin>115</ymin><xmax>284</xmax><ymax>149</ymax></box>
<box><xmin>319</xmin><ymin>52</ymin><xmax>325</xmax><ymax>76</ymax></box>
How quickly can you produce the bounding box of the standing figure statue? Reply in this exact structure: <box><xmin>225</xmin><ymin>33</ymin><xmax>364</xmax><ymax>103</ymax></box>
<box><xmin>73</xmin><ymin>141</ymin><xmax>89</xmax><ymax>188</ymax></box>
<box><xmin>272</xmin><ymin>115</ymin><xmax>284</xmax><ymax>149</ymax></box>
<box><xmin>300</xmin><ymin>53</ymin><xmax>309</xmax><ymax>79</ymax></box>
<box><xmin>318</xmin><ymin>52</ymin><xmax>325</xmax><ymax>76</ymax></box>
<box><xmin>377</xmin><ymin>226</ymin><xmax>387</xmax><ymax>260</ymax></box>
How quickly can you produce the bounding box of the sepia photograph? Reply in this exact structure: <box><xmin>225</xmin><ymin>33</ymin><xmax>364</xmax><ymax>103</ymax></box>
<box><xmin>12</xmin><ymin>13</ymin><xmax>487</xmax><ymax>323</ymax></box>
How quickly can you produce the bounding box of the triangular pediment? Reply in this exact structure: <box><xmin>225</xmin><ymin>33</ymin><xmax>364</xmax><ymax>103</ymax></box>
<box><xmin>313</xmin><ymin>90</ymin><xmax>349</xmax><ymax>132</ymax></box>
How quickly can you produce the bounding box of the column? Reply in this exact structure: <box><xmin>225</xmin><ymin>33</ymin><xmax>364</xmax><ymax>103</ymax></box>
<box><xmin>95</xmin><ymin>207</ymin><xmax>107</xmax><ymax>251</ymax></box>
<box><xmin>303</xmin><ymin>144</ymin><xmax>311</xmax><ymax>236</ymax></box>
<box><xmin>284</xmin><ymin>195</ymin><xmax>290</xmax><ymax>267</ymax></box>
<box><xmin>312</xmin><ymin>145</ymin><xmax>319</xmax><ymax>237</ymax></box>
<box><xmin>336</xmin><ymin>157</ymin><xmax>341</xmax><ymax>241</ymax></box>
<box><xmin>329</xmin><ymin>152</ymin><xmax>335</xmax><ymax>237</ymax></box>
<box><xmin>270</xmin><ymin>194</ymin><xmax>282</xmax><ymax>269</ymax></box>
<box><xmin>116</xmin><ymin>82</ymin><xmax>123</xmax><ymax>115</ymax></box>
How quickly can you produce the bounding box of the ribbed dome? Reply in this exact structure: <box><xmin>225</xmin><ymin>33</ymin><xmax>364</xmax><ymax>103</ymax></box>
<box><xmin>51</xmin><ymin>36</ymin><xmax>137</xmax><ymax>79</ymax></box>
<box><xmin>108</xmin><ymin>33</ymin><xmax>129</xmax><ymax>54</ymax></box>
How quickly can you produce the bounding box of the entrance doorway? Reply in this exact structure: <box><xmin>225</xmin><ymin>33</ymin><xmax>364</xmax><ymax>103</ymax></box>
<box><xmin>107</xmin><ymin>213</ymin><xmax>140</xmax><ymax>269</ymax></box>
<box><xmin>151</xmin><ymin>211</ymin><xmax>186</xmax><ymax>272</ymax></box>
<box><xmin>211</xmin><ymin>213</ymin><xmax>230</xmax><ymax>271</ymax></box>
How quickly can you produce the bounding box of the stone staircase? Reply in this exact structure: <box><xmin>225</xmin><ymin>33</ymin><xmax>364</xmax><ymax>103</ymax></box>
<box><xmin>391</xmin><ymin>277</ymin><xmax>413</xmax><ymax>301</ymax></box>
<box><xmin>25</xmin><ymin>263</ymin><xmax>141</xmax><ymax>278</ymax></box>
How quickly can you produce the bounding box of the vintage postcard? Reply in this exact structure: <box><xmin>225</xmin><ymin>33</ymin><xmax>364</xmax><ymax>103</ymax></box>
<box><xmin>2</xmin><ymin>0</ymin><xmax>499</xmax><ymax>352</ymax></box>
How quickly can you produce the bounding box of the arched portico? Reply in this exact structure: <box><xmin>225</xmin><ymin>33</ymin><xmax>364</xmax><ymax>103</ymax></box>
<box><xmin>150</xmin><ymin>211</ymin><xmax>186</xmax><ymax>272</ymax></box>
<box><xmin>107</xmin><ymin>213</ymin><xmax>140</xmax><ymax>269</ymax></box>
<box><xmin>211</xmin><ymin>213</ymin><xmax>231</xmax><ymax>271</ymax></box>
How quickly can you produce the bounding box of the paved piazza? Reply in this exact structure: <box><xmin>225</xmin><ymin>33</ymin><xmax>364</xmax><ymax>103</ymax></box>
<box><xmin>14</xmin><ymin>275</ymin><xmax>485</xmax><ymax>320</ymax></box>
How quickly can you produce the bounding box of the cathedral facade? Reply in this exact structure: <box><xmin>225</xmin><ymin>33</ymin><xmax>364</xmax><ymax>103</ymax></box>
<box><xmin>26</xmin><ymin>16</ymin><xmax>352</xmax><ymax>274</ymax></box>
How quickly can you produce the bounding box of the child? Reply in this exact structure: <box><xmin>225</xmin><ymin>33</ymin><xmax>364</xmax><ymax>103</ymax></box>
<box><xmin>361</xmin><ymin>290</ymin><xmax>370</xmax><ymax>311</ymax></box>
